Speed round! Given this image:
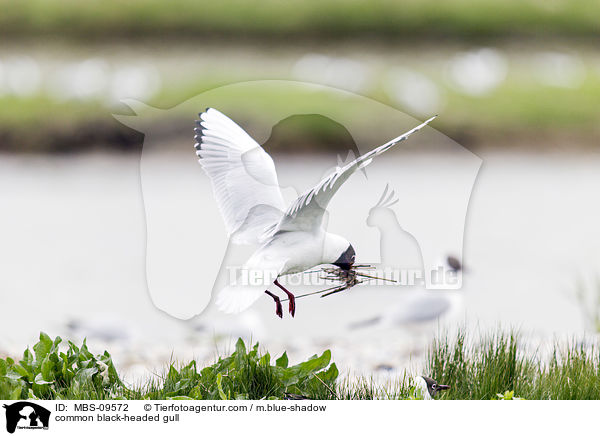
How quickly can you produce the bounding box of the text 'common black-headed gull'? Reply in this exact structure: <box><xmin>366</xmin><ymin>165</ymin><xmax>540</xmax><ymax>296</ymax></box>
<box><xmin>194</xmin><ymin>108</ymin><xmax>435</xmax><ymax>318</ymax></box>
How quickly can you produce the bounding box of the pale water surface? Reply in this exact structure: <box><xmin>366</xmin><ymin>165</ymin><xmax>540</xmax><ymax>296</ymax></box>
<box><xmin>1</xmin><ymin>150</ymin><xmax>599</xmax><ymax>379</ymax></box>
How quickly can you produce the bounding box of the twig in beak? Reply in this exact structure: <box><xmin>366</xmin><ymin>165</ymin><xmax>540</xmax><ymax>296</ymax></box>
<box><xmin>280</xmin><ymin>264</ymin><xmax>395</xmax><ymax>301</ymax></box>
<box><xmin>354</xmin><ymin>272</ymin><xmax>397</xmax><ymax>282</ymax></box>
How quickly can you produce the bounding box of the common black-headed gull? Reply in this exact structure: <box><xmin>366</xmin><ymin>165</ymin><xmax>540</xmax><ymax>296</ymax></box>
<box><xmin>415</xmin><ymin>376</ymin><xmax>450</xmax><ymax>400</ymax></box>
<box><xmin>194</xmin><ymin>108</ymin><xmax>435</xmax><ymax>318</ymax></box>
<box><xmin>349</xmin><ymin>290</ymin><xmax>463</xmax><ymax>330</ymax></box>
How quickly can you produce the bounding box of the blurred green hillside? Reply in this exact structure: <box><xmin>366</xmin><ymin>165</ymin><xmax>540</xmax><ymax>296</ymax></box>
<box><xmin>1</xmin><ymin>0</ymin><xmax>599</xmax><ymax>39</ymax></box>
<box><xmin>0</xmin><ymin>0</ymin><xmax>598</xmax><ymax>152</ymax></box>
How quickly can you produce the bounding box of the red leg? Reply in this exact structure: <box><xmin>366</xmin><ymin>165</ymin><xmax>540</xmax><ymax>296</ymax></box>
<box><xmin>275</xmin><ymin>279</ymin><xmax>296</xmax><ymax>317</ymax></box>
<box><xmin>265</xmin><ymin>290</ymin><xmax>283</xmax><ymax>318</ymax></box>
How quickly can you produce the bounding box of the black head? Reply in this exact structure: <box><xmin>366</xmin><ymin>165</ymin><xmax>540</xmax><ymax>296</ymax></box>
<box><xmin>333</xmin><ymin>244</ymin><xmax>355</xmax><ymax>271</ymax></box>
<box><xmin>422</xmin><ymin>376</ymin><xmax>450</xmax><ymax>398</ymax></box>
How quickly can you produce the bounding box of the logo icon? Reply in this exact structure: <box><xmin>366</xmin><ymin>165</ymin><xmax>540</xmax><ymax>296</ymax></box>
<box><xmin>114</xmin><ymin>80</ymin><xmax>481</xmax><ymax>319</ymax></box>
<box><xmin>2</xmin><ymin>402</ymin><xmax>50</xmax><ymax>434</ymax></box>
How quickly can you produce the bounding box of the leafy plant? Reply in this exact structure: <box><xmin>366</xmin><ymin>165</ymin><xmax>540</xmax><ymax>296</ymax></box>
<box><xmin>0</xmin><ymin>332</ymin><xmax>121</xmax><ymax>400</ymax></box>
<box><xmin>495</xmin><ymin>390</ymin><xmax>524</xmax><ymax>400</ymax></box>
<box><xmin>1</xmin><ymin>335</ymin><xmax>338</xmax><ymax>401</ymax></box>
<box><xmin>154</xmin><ymin>338</ymin><xmax>338</xmax><ymax>400</ymax></box>
<box><xmin>4</xmin><ymin>331</ymin><xmax>600</xmax><ymax>400</ymax></box>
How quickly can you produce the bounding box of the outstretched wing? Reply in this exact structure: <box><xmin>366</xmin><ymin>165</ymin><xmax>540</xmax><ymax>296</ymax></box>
<box><xmin>275</xmin><ymin>116</ymin><xmax>437</xmax><ymax>233</ymax></box>
<box><xmin>195</xmin><ymin>108</ymin><xmax>285</xmax><ymax>244</ymax></box>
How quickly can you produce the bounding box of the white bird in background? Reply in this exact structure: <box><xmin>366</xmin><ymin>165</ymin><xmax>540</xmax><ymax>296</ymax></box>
<box><xmin>356</xmin><ymin>185</ymin><xmax>465</xmax><ymax>338</ymax></box>
<box><xmin>349</xmin><ymin>289</ymin><xmax>464</xmax><ymax>330</ymax></box>
<box><xmin>194</xmin><ymin>108</ymin><xmax>436</xmax><ymax>318</ymax></box>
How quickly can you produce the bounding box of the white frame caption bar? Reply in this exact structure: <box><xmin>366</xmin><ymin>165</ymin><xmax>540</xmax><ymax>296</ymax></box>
<box><xmin>0</xmin><ymin>400</ymin><xmax>595</xmax><ymax>436</ymax></box>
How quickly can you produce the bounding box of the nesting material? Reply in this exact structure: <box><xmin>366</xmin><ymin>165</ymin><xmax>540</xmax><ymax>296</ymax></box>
<box><xmin>291</xmin><ymin>265</ymin><xmax>395</xmax><ymax>300</ymax></box>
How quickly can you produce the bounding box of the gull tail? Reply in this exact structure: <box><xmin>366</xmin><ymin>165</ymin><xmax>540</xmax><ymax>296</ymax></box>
<box><xmin>216</xmin><ymin>285</ymin><xmax>265</xmax><ymax>314</ymax></box>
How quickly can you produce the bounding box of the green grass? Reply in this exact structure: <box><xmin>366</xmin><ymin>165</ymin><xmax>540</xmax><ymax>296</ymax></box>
<box><xmin>2</xmin><ymin>70</ymin><xmax>600</xmax><ymax>152</ymax></box>
<box><xmin>1</xmin><ymin>0</ymin><xmax>599</xmax><ymax>39</ymax></box>
<box><xmin>426</xmin><ymin>330</ymin><xmax>534</xmax><ymax>400</ymax></box>
<box><xmin>2</xmin><ymin>330</ymin><xmax>600</xmax><ymax>400</ymax></box>
<box><xmin>427</xmin><ymin>330</ymin><xmax>600</xmax><ymax>400</ymax></box>
<box><xmin>0</xmin><ymin>334</ymin><xmax>338</xmax><ymax>400</ymax></box>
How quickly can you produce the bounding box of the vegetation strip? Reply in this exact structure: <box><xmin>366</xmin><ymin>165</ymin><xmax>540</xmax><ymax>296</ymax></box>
<box><xmin>1</xmin><ymin>0</ymin><xmax>600</xmax><ymax>39</ymax></box>
<box><xmin>2</xmin><ymin>331</ymin><xmax>599</xmax><ymax>400</ymax></box>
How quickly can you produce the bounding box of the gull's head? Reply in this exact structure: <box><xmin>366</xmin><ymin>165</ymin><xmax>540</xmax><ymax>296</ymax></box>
<box><xmin>421</xmin><ymin>376</ymin><xmax>450</xmax><ymax>399</ymax></box>
<box><xmin>324</xmin><ymin>233</ymin><xmax>355</xmax><ymax>271</ymax></box>
<box><xmin>333</xmin><ymin>244</ymin><xmax>355</xmax><ymax>271</ymax></box>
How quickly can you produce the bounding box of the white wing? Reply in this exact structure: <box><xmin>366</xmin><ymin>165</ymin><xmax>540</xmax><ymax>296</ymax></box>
<box><xmin>195</xmin><ymin>108</ymin><xmax>285</xmax><ymax>244</ymax></box>
<box><xmin>275</xmin><ymin>116</ymin><xmax>437</xmax><ymax>233</ymax></box>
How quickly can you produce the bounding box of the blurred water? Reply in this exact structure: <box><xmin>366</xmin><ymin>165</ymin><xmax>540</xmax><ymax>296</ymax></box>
<box><xmin>1</xmin><ymin>150</ymin><xmax>599</xmax><ymax>377</ymax></box>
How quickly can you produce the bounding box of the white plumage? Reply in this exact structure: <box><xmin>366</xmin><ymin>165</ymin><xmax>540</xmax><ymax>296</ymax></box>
<box><xmin>414</xmin><ymin>376</ymin><xmax>434</xmax><ymax>400</ymax></box>
<box><xmin>275</xmin><ymin>116</ymin><xmax>436</xmax><ymax>234</ymax></box>
<box><xmin>194</xmin><ymin>108</ymin><xmax>435</xmax><ymax>315</ymax></box>
<box><xmin>195</xmin><ymin>108</ymin><xmax>285</xmax><ymax>244</ymax></box>
<box><xmin>349</xmin><ymin>290</ymin><xmax>463</xmax><ymax>336</ymax></box>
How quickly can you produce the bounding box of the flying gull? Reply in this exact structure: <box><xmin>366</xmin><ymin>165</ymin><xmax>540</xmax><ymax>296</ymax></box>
<box><xmin>194</xmin><ymin>108</ymin><xmax>435</xmax><ymax>317</ymax></box>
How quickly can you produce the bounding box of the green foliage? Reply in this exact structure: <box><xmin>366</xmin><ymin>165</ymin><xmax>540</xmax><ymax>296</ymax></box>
<box><xmin>530</xmin><ymin>342</ymin><xmax>600</xmax><ymax>400</ymax></box>
<box><xmin>147</xmin><ymin>338</ymin><xmax>338</xmax><ymax>400</ymax></box>
<box><xmin>1</xmin><ymin>335</ymin><xmax>338</xmax><ymax>400</ymax></box>
<box><xmin>1</xmin><ymin>0</ymin><xmax>600</xmax><ymax>39</ymax></box>
<box><xmin>2</xmin><ymin>69</ymin><xmax>599</xmax><ymax>153</ymax></box>
<box><xmin>427</xmin><ymin>330</ymin><xmax>532</xmax><ymax>400</ymax></box>
<box><xmin>336</xmin><ymin>372</ymin><xmax>415</xmax><ymax>400</ymax></box>
<box><xmin>495</xmin><ymin>390</ymin><xmax>523</xmax><ymax>400</ymax></box>
<box><xmin>4</xmin><ymin>331</ymin><xmax>600</xmax><ymax>400</ymax></box>
<box><xmin>427</xmin><ymin>329</ymin><xmax>600</xmax><ymax>400</ymax></box>
<box><xmin>0</xmin><ymin>332</ymin><xmax>122</xmax><ymax>400</ymax></box>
